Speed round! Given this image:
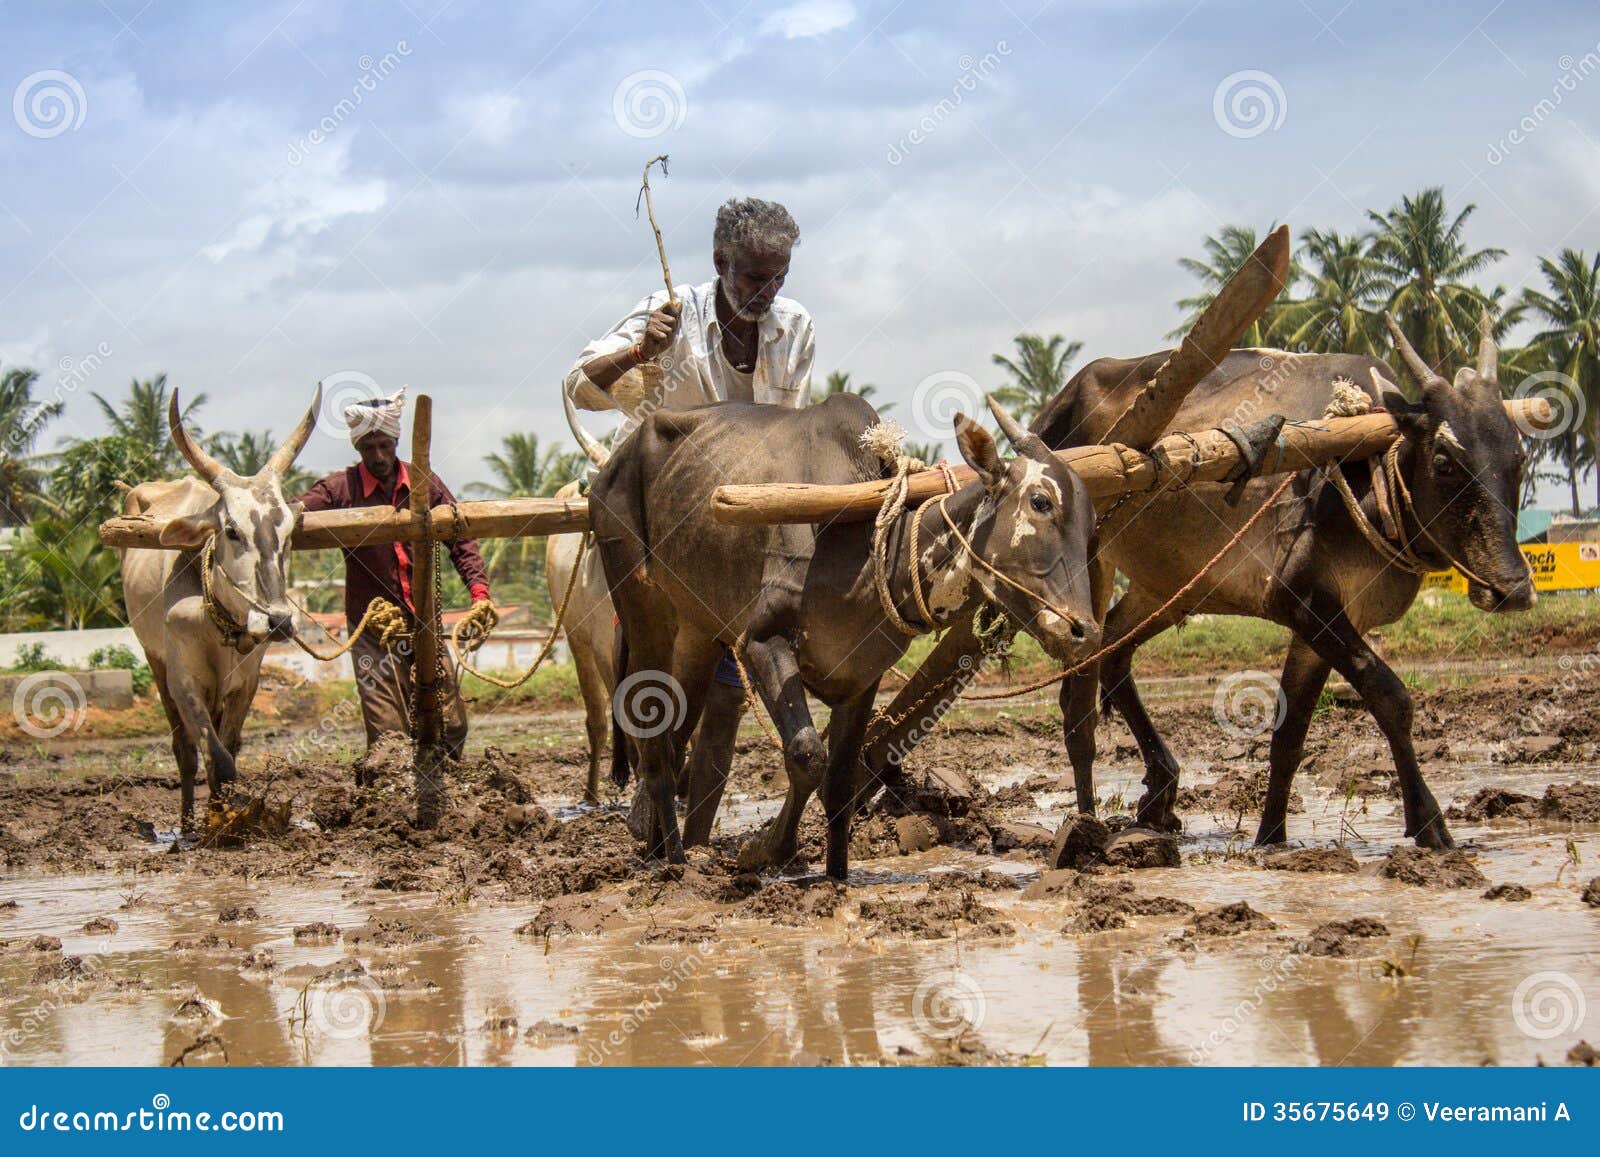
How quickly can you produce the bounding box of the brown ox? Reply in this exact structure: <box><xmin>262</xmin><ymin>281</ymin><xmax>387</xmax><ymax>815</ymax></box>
<box><xmin>589</xmin><ymin>393</ymin><xmax>1101</xmax><ymax>880</ymax></box>
<box><xmin>867</xmin><ymin>312</ymin><xmax>1532</xmax><ymax>849</ymax></box>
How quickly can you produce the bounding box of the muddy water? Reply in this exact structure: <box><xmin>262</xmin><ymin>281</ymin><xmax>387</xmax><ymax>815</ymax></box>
<box><xmin>4</xmin><ymin>746</ymin><xmax>1596</xmax><ymax>1068</ymax></box>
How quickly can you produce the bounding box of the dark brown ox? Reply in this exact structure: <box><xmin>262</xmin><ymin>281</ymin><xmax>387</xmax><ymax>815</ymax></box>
<box><xmin>118</xmin><ymin>387</ymin><xmax>320</xmax><ymax>827</ymax></box>
<box><xmin>589</xmin><ymin>393</ymin><xmax>1101</xmax><ymax>879</ymax></box>
<box><xmin>868</xmin><ymin>312</ymin><xmax>1532</xmax><ymax>850</ymax></box>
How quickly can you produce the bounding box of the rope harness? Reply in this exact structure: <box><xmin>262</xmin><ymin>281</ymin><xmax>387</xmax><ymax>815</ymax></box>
<box><xmin>1321</xmin><ymin>438</ymin><xmax>1510</xmax><ymax>589</ymax></box>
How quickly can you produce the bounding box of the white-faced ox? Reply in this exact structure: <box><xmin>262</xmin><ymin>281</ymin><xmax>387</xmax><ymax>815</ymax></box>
<box><xmin>118</xmin><ymin>386</ymin><xmax>320</xmax><ymax>827</ymax></box>
<box><xmin>589</xmin><ymin>393</ymin><xmax>1101</xmax><ymax>880</ymax></box>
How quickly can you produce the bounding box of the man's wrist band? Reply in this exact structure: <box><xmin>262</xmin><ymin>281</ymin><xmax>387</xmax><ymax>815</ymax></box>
<box><xmin>629</xmin><ymin>342</ymin><xmax>645</xmax><ymax>364</ymax></box>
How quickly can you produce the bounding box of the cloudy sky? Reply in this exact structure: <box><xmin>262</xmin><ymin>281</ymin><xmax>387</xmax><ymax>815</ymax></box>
<box><xmin>3</xmin><ymin>0</ymin><xmax>1598</xmax><ymax>486</ymax></box>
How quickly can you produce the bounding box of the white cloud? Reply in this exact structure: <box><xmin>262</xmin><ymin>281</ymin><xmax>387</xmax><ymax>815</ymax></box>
<box><xmin>759</xmin><ymin>0</ymin><xmax>857</xmax><ymax>40</ymax></box>
<box><xmin>201</xmin><ymin>137</ymin><xmax>388</xmax><ymax>264</ymax></box>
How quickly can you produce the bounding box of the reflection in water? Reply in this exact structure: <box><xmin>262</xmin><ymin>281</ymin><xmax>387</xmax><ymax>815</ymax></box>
<box><xmin>3</xmin><ymin>776</ymin><xmax>1597</xmax><ymax>1067</ymax></box>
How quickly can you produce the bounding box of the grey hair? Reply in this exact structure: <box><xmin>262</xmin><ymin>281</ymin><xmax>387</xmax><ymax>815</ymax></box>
<box><xmin>713</xmin><ymin>197</ymin><xmax>800</xmax><ymax>263</ymax></box>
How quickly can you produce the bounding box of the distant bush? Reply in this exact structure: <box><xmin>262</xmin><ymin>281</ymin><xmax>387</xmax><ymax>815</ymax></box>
<box><xmin>87</xmin><ymin>643</ymin><xmax>154</xmax><ymax>696</ymax></box>
<box><xmin>7</xmin><ymin>641</ymin><xmax>60</xmax><ymax>672</ymax></box>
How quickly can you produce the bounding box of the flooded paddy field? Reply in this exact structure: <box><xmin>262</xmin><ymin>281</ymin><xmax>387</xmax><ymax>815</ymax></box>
<box><xmin>2</xmin><ymin>666</ymin><xmax>1597</xmax><ymax>1067</ymax></box>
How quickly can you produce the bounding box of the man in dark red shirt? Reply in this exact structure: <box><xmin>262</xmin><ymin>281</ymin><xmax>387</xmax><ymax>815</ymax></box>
<box><xmin>297</xmin><ymin>390</ymin><xmax>491</xmax><ymax>762</ymax></box>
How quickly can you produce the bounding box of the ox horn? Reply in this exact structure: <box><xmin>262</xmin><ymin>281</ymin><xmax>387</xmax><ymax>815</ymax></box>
<box><xmin>985</xmin><ymin>396</ymin><xmax>1046</xmax><ymax>457</ymax></box>
<box><xmin>1476</xmin><ymin>305</ymin><xmax>1498</xmax><ymax>382</ymax></box>
<box><xmin>265</xmin><ymin>383</ymin><xmax>322</xmax><ymax>477</ymax></box>
<box><xmin>1384</xmin><ymin>314</ymin><xmax>1446</xmax><ymax>390</ymax></box>
<box><xmin>1102</xmin><ymin>223</ymin><xmax>1293</xmax><ymax>449</ymax></box>
<box><xmin>563</xmin><ymin>382</ymin><xmax>611</xmax><ymax>468</ymax></box>
<box><xmin>169</xmin><ymin>388</ymin><xmax>225</xmax><ymax>485</ymax></box>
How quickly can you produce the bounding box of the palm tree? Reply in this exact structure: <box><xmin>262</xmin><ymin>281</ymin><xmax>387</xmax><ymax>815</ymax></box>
<box><xmin>991</xmin><ymin>333</ymin><xmax>1083</xmax><ymax>427</ymax></box>
<box><xmin>1522</xmin><ymin>248</ymin><xmax>1600</xmax><ymax>511</ymax></box>
<box><xmin>214</xmin><ymin>429</ymin><xmax>316</xmax><ymax>495</ymax></box>
<box><xmin>466</xmin><ymin>433</ymin><xmax>586</xmax><ymax>587</ymax></box>
<box><xmin>40</xmin><ymin>435</ymin><xmax>166</xmax><ymax>527</ymax></box>
<box><xmin>1170</xmin><ymin>224</ymin><xmax>1296</xmax><ymax>344</ymax></box>
<box><xmin>90</xmin><ymin>375</ymin><xmax>207</xmax><ymax>477</ymax></box>
<box><xmin>19</xmin><ymin>518</ymin><xmax>124</xmax><ymax>629</ymax></box>
<box><xmin>1272</xmin><ymin>229</ymin><xmax>1392</xmax><ymax>354</ymax></box>
<box><xmin>818</xmin><ymin>371</ymin><xmax>892</xmax><ymax>412</ymax></box>
<box><xmin>0</xmin><ymin>365</ymin><xmax>63</xmax><ymax>525</ymax></box>
<box><xmin>1366</xmin><ymin>188</ymin><xmax>1505</xmax><ymax>380</ymax></box>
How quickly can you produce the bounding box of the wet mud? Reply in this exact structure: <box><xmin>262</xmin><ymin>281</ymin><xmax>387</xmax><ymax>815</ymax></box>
<box><xmin>1</xmin><ymin>669</ymin><xmax>1597</xmax><ymax>1066</ymax></box>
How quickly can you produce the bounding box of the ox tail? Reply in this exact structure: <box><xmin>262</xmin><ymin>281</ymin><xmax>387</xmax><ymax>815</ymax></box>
<box><xmin>609</xmin><ymin>625</ymin><xmax>631</xmax><ymax>790</ymax></box>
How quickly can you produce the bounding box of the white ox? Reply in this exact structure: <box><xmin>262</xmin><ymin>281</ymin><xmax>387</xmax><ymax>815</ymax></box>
<box><xmin>118</xmin><ymin>386</ymin><xmax>320</xmax><ymax>827</ymax></box>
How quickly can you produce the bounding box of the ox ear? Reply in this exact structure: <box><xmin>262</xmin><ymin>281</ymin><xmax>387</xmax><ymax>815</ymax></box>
<box><xmin>954</xmin><ymin>413</ymin><xmax>1003</xmax><ymax>492</ymax></box>
<box><xmin>1368</xmin><ymin>368</ymin><xmax>1412</xmax><ymax>415</ymax></box>
<box><xmin>158</xmin><ymin>512</ymin><xmax>216</xmax><ymax>550</ymax></box>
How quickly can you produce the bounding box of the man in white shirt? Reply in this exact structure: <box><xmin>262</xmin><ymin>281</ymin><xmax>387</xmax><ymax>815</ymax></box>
<box><xmin>565</xmin><ymin>197</ymin><xmax>815</xmax><ymax>432</ymax></box>
<box><xmin>563</xmin><ymin>197</ymin><xmax>816</xmax><ymax>846</ymax></box>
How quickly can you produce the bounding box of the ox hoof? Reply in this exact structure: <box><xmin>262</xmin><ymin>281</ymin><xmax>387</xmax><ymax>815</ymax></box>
<box><xmin>737</xmin><ymin>831</ymin><xmax>795</xmax><ymax>873</ymax></box>
<box><xmin>1411</xmin><ymin>822</ymin><xmax>1455</xmax><ymax>851</ymax></box>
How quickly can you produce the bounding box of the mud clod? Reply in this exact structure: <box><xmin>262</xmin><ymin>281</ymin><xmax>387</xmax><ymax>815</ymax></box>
<box><xmin>82</xmin><ymin>916</ymin><xmax>118</xmax><ymax>934</ymax></box>
<box><xmin>1265</xmin><ymin>847</ymin><xmax>1359</xmax><ymax>874</ymax></box>
<box><xmin>733</xmin><ymin>880</ymin><xmax>846</xmax><ymax>927</ymax></box>
<box><xmin>1541</xmin><ymin>782</ymin><xmax>1600</xmax><ymax>823</ymax></box>
<box><xmin>293</xmin><ymin>922</ymin><xmax>339</xmax><ymax>944</ymax></box>
<box><xmin>1482</xmin><ymin>883</ymin><xmax>1533</xmax><ymax>902</ymax></box>
<box><xmin>1294</xmin><ymin>917</ymin><xmax>1389</xmax><ymax>957</ymax></box>
<box><xmin>1048</xmin><ymin>813</ymin><xmax>1109</xmax><ymax>870</ymax></box>
<box><xmin>1579</xmin><ymin>878</ymin><xmax>1600</xmax><ymax>907</ymax></box>
<box><xmin>1379</xmin><ymin>847</ymin><xmax>1489</xmax><ymax>890</ymax></box>
<box><xmin>859</xmin><ymin>887</ymin><xmax>1014</xmax><ymax>940</ymax></box>
<box><xmin>1460</xmin><ymin>787</ymin><xmax>1540</xmax><ymax>821</ymax></box>
<box><xmin>1101</xmin><ymin>828</ymin><xmax>1180</xmax><ymax>869</ymax></box>
<box><xmin>217</xmin><ymin>905</ymin><xmax>258</xmax><ymax>924</ymax></box>
<box><xmin>525</xmin><ymin>1020</ymin><xmax>579</xmax><ymax>1046</ymax></box>
<box><xmin>1188</xmin><ymin>902</ymin><xmax>1276</xmax><ymax>936</ymax></box>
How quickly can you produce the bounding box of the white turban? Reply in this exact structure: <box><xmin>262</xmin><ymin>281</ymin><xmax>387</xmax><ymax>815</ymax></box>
<box><xmin>344</xmin><ymin>388</ymin><xmax>405</xmax><ymax>445</ymax></box>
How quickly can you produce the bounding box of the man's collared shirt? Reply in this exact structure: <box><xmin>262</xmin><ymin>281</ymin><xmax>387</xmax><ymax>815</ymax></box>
<box><xmin>564</xmin><ymin>279</ymin><xmax>815</xmax><ymax>438</ymax></box>
<box><xmin>297</xmin><ymin>461</ymin><xmax>490</xmax><ymax>626</ymax></box>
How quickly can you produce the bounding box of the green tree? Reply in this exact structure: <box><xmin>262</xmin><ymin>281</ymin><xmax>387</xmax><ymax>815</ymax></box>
<box><xmin>0</xmin><ymin>365</ymin><xmax>63</xmax><ymax>526</ymax></box>
<box><xmin>1170</xmin><ymin>224</ymin><xmax>1296</xmax><ymax>345</ymax></box>
<box><xmin>1522</xmin><ymin>249</ymin><xmax>1600</xmax><ymax>511</ymax></box>
<box><xmin>42</xmin><ymin>435</ymin><xmax>169</xmax><ymax>527</ymax></box>
<box><xmin>466</xmin><ymin>433</ymin><xmax>585</xmax><ymax>594</ymax></box>
<box><xmin>1366</xmin><ymin>188</ymin><xmax>1505</xmax><ymax>380</ymax></box>
<box><xmin>991</xmin><ymin>333</ymin><xmax>1083</xmax><ymax>427</ymax></box>
<box><xmin>90</xmin><ymin>374</ymin><xmax>207</xmax><ymax>477</ymax></box>
<box><xmin>818</xmin><ymin>371</ymin><xmax>892</xmax><ymax>412</ymax></box>
<box><xmin>1272</xmin><ymin>229</ymin><xmax>1391</xmax><ymax>354</ymax></box>
<box><xmin>19</xmin><ymin>518</ymin><xmax>124</xmax><ymax>629</ymax></box>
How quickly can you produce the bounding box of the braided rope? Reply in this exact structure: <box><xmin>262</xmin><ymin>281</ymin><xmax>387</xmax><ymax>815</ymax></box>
<box><xmin>450</xmin><ymin>532</ymin><xmax>585</xmax><ymax>690</ymax></box>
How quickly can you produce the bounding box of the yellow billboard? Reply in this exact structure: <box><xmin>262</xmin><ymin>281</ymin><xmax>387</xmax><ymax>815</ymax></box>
<box><xmin>1424</xmin><ymin>541</ymin><xmax>1600</xmax><ymax>593</ymax></box>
